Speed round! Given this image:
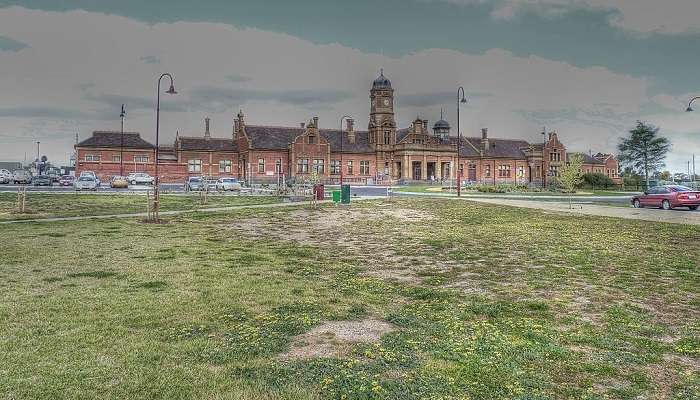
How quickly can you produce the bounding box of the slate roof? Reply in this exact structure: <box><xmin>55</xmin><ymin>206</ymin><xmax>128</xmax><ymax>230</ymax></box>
<box><xmin>456</xmin><ymin>138</ymin><xmax>530</xmax><ymax>159</ymax></box>
<box><xmin>244</xmin><ymin>125</ymin><xmax>374</xmax><ymax>153</ymax></box>
<box><xmin>78</xmin><ymin>131</ymin><xmax>154</xmax><ymax>149</ymax></box>
<box><xmin>568</xmin><ymin>152</ymin><xmax>605</xmax><ymax>165</ymax></box>
<box><xmin>178</xmin><ymin>136</ymin><xmax>237</xmax><ymax>152</ymax></box>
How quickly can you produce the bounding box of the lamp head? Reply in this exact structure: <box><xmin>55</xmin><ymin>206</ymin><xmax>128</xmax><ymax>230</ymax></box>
<box><xmin>686</xmin><ymin>106</ymin><xmax>694</xmax><ymax>112</ymax></box>
<box><xmin>460</xmin><ymin>96</ymin><xmax>467</xmax><ymax>104</ymax></box>
<box><xmin>120</xmin><ymin>104</ymin><xmax>126</xmax><ymax>118</ymax></box>
<box><xmin>166</xmin><ymin>84</ymin><xmax>177</xmax><ymax>95</ymax></box>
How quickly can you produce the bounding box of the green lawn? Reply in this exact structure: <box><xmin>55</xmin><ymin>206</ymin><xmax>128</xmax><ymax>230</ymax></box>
<box><xmin>392</xmin><ymin>185</ymin><xmax>636</xmax><ymax>196</ymax></box>
<box><xmin>1</xmin><ymin>198</ymin><xmax>698</xmax><ymax>399</ymax></box>
<box><xmin>0</xmin><ymin>193</ymin><xmax>281</xmax><ymax>221</ymax></box>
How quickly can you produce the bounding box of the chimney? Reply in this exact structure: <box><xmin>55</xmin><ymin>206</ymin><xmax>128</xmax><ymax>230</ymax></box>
<box><xmin>346</xmin><ymin>118</ymin><xmax>355</xmax><ymax>144</ymax></box>
<box><xmin>234</xmin><ymin>120</ymin><xmax>240</xmax><ymax>139</ymax></box>
<box><xmin>204</xmin><ymin>117</ymin><xmax>211</xmax><ymax>139</ymax></box>
<box><xmin>481</xmin><ymin>128</ymin><xmax>489</xmax><ymax>151</ymax></box>
<box><xmin>548</xmin><ymin>132</ymin><xmax>553</xmax><ymax>141</ymax></box>
<box><xmin>423</xmin><ymin>120</ymin><xmax>429</xmax><ymax>132</ymax></box>
<box><xmin>234</xmin><ymin>110</ymin><xmax>245</xmax><ymax>140</ymax></box>
<box><xmin>300</xmin><ymin>122</ymin><xmax>305</xmax><ymax>129</ymax></box>
<box><xmin>313</xmin><ymin>116</ymin><xmax>319</xmax><ymax>128</ymax></box>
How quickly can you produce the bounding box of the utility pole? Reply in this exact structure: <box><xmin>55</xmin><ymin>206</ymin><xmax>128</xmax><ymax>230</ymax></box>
<box><xmin>693</xmin><ymin>153</ymin><xmax>696</xmax><ymax>182</ymax></box>
<box><xmin>36</xmin><ymin>141</ymin><xmax>40</xmax><ymax>161</ymax></box>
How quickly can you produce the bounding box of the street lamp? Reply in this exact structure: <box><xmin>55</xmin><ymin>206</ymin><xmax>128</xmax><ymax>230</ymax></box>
<box><xmin>456</xmin><ymin>87</ymin><xmax>467</xmax><ymax>197</ymax></box>
<box><xmin>120</xmin><ymin>104</ymin><xmax>126</xmax><ymax>176</ymax></box>
<box><xmin>340</xmin><ymin>115</ymin><xmax>352</xmax><ymax>187</ymax></box>
<box><xmin>153</xmin><ymin>73</ymin><xmax>177</xmax><ymax>221</ymax></box>
<box><xmin>542</xmin><ymin>128</ymin><xmax>547</xmax><ymax>189</ymax></box>
<box><xmin>686</xmin><ymin>96</ymin><xmax>700</xmax><ymax>112</ymax></box>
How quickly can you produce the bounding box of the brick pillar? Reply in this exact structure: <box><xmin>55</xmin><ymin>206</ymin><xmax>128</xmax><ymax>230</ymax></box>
<box><xmin>435</xmin><ymin>159</ymin><xmax>442</xmax><ymax>181</ymax></box>
<box><xmin>421</xmin><ymin>155</ymin><xmax>427</xmax><ymax>181</ymax></box>
<box><xmin>403</xmin><ymin>154</ymin><xmax>410</xmax><ymax>179</ymax></box>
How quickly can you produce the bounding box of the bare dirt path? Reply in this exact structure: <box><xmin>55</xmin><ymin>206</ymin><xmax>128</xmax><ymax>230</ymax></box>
<box><xmin>462</xmin><ymin>197</ymin><xmax>700</xmax><ymax>225</ymax></box>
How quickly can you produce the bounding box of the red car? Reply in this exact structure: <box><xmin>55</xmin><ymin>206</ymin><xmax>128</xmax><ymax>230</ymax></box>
<box><xmin>59</xmin><ymin>175</ymin><xmax>75</xmax><ymax>186</ymax></box>
<box><xmin>631</xmin><ymin>185</ymin><xmax>700</xmax><ymax>210</ymax></box>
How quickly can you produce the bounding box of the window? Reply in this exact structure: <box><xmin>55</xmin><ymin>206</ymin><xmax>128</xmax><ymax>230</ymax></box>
<box><xmin>188</xmin><ymin>159</ymin><xmax>202</xmax><ymax>173</ymax></box>
<box><xmin>85</xmin><ymin>154</ymin><xmax>100</xmax><ymax>162</ymax></box>
<box><xmin>330</xmin><ymin>160</ymin><xmax>340</xmax><ymax>174</ymax></box>
<box><xmin>347</xmin><ymin>160</ymin><xmax>354</xmax><ymax>175</ymax></box>
<box><xmin>484</xmin><ymin>164</ymin><xmax>491</xmax><ymax>177</ymax></box>
<box><xmin>297</xmin><ymin>158</ymin><xmax>309</xmax><ymax>174</ymax></box>
<box><xmin>360</xmin><ymin>160</ymin><xmax>370</xmax><ymax>175</ymax></box>
<box><xmin>275</xmin><ymin>159</ymin><xmax>281</xmax><ymax>174</ymax></box>
<box><xmin>549</xmin><ymin>152</ymin><xmax>561</xmax><ymax>162</ymax></box>
<box><xmin>383</xmin><ymin>130</ymin><xmax>391</xmax><ymax>145</ymax></box>
<box><xmin>498</xmin><ymin>165</ymin><xmax>511</xmax><ymax>178</ymax></box>
<box><xmin>535</xmin><ymin>165</ymin><xmax>541</xmax><ymax>178</ymax></box>
<box><xmin>219</xmin><ymin>160</ymin><xmax>232</xmax><ymax>173</ymax></box>
<box><xmin>517</xmin><ymin>166</ymin><xmax>524</xmax><ymax>177</ymax></box>
<box><xmin>135</xmin><ymin>155</ymin><xmax>149</xmax><ymax>163</ymax></box>
<box><xmin>112</xmin><ymin>155</ymin><xmax>121</xmax><ymax>162</ymax></box>
<box><xmin>258</xmin><ymin>158</ymin><xmax>265</xmax><ymax>173</ymax></box>
<box><xmin>308</xmin><ymin>135</ymin><xmax>316</xmax><ymax>144</ymax></box>
<box><xmin>312</xmin><ymin>159</ymin><xmax>324</xmax><ymax>174</ymax></box>
<box><xmin>549</xmin><ymin>165</ymin><xmax>559</xmax><ymax>177</ymax></box>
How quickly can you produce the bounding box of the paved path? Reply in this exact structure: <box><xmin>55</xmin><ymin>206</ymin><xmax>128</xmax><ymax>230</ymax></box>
<box><xmin>460</xmin><ymin>197</ymin><xmax>700</xmax><ymax>225</ymax></box>
<box><xmin>0</xmin><ymin>199</ymin><xmax>343</xmax><ymax>225</ymax></box>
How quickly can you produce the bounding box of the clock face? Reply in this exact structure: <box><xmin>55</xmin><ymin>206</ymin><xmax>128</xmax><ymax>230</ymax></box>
<box><xmin>383</xmin><ymin>99</ymin><xmax>390</xmax><ymax>106</ymax></box>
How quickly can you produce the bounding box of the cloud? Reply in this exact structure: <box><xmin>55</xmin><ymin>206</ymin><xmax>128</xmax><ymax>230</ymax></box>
<box><xmin>139</xmin><ymin>55</ymin><xmax>160</xmax><ymax>64</ymax></box>
<box><xmin>443</xmin><ymin>0</ymin><xmax>700</xmax><ymax>34</ymax></box>
<box><xmin>0</xmin><ymin>6</ymin><xmax>694</xmax><ymax>172</ymax></box>
<box><xmin>0</xmin><ymin>34</ymin><xmax>27</xmax><ymax>51</ymax></box>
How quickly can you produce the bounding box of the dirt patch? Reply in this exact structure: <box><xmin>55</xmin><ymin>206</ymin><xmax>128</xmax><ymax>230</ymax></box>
<box><xmin>280</xmin><ymin>318</ymin><xmax>395</xmax><ymax>360</ymax></box>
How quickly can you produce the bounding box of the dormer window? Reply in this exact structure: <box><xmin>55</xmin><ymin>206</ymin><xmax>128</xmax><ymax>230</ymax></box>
<box><xmin>308</xmin><ymin>135</ymin><xmax>316</xmax><ymax>144</ymax></box>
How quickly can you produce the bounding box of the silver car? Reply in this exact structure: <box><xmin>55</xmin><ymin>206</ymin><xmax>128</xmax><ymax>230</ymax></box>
<box><xmin>216</xmin><ymin>177</ymin><xmax>242</xmax><ymax>191</ymax></box>
<box><xmin>127</xmin><ymin>172</ymin><xmax>155</xmax><ymax>185</ymax></box>
<box><xmin>74</xmin><ymin>176</ymin><xmax>98</xmax><ymax>191</ymax></box>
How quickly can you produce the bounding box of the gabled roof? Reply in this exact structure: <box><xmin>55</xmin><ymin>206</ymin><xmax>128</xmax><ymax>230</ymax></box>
<box><xmin>178</xmin><ymin>136</ymin><xmax>237</xmax><ymax>152</ymax></box>
<box><xmin>568</xmin><ymin>152</ymin><xmax>604</xmax><ymax>165</ymax></box>
<box><xmin>78</xmin><ymin>131</ymin><xmax>154</xmax><ymax>149</ymax></box>
<box><xmin>464</xmin><ymin>137</ymin><xmax>530</xmax><ymax>159</ymax></box>
<box><xmin>244</xmin><ymin>125</ymin><xmax>374</xmax><ymax>153</ymax></box>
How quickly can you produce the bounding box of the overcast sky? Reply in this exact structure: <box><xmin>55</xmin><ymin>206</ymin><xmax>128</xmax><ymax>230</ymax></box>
<box><xmin>1</xmin><ymin>0</ymin><xmax>699</xmax><ymax>172</ymax></box>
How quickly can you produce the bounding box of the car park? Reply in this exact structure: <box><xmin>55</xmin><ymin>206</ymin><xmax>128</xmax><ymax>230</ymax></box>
<box><xmin>110</xmin><ymin>175</ymin><xmax>129</xmax><ymax>189</ymax></box>
<box><xmin>631</xmin><ymin>185</ymin><xmax>700</xmax><ymax>210</ymax></box>
<box><xmin>74</xmin><ymin>176</ymin><xmax>98</xmax><ymax>191</ymax></box>
<box><xmin>127</xmin><ymin>172</ymin><xmax>155</xmax><ymax>185</ymax></box>
<box><xmin>185</xmin><ymin>176</ymin><xmax>204</xmax><ymax>191</ymax></box>
<box><xmin>216</xmin><ymin>177</ymin><xmax>242</xmax><ymax>191</ymax></box>
<box><xmin>12</xmin><ymin>169</ymin><xmax>32</xmax><ymax>184</ymax></box>
<box><xmin>32</xmin><ymin>175</ymin><xmax>52</xmax><ymax>186</ymax></box>
<box><xmin>59</xmin><ymin>175</ymin><xmax>75</xmax><ymax>186</ymax></box>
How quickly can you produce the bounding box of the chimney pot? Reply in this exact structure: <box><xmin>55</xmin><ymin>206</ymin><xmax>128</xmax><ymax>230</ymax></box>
<box><xmin>313</xmin><ymin>116</ymin><xmax>319</xmax><ymax>127</ymax></box>
<box><xmin>482</xmin><ymin>128</ymin><xmax>488</xmax><ymax>139</ymax></box>
<box><xmin>300</xmin><ymin>122</ymin><xmax>305</xmax><ymax>129</ymax></box>
<box><xmin>205</xmin><ymin>117</ymin><xmax>211</xmax><ymax>139</ymax></box>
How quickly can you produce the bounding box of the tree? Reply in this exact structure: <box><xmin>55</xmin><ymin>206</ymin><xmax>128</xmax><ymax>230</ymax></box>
<box><xmin>559</xmin><ymin>154</ymin><xmax>584</xmax><ymax>209</ymax></box>
<box><xmin>659</xmin><ymin>170</ymin><xmax>672</xmax><ymax>181</ymax></box>
<box><xmin>617</xmin><ymin>121</ymin><xmax>671</xmax><ymax>188</ymax></box>
<box><xmin>582</xmin><ymin>172</ymin><xmax>614</xmax><ymax>187</ymax></box>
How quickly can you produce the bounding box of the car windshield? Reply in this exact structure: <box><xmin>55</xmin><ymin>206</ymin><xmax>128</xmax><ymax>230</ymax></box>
<box><xmin>36</xmin><ymin>176</ymin><xmax>49</xmax><ymax>179</ymax></box>
<box><xmin>78</xmin><ymin>177</ymin><xmax>94</xmax><ymax>182</ymax></box>
<box><xmin>62</xmin><ymin>176</ymin><xmax>73</xmax><ymax>179</ymax></box>
<box><xmin>222</xmin><ymin>179</ymin><xmax>237</xmax><ymax>183</ymax></box>
<box><xmin>669</xmin><ymin>186</ymin><xmax>692</xmax><ymax>192</ymax></box>
<box><xmin>189</xmin><ymin>178</ymin><xmax>202</xmax><ymax>182</ymax></box>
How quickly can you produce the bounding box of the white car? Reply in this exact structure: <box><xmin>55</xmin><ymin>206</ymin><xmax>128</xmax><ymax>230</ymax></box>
<box><xmin>0</xmin><ymin>169</ymin><xmax>11</xmax><ymax>184</ymax></box>
<box><xmin>74</xmin><ymin>176</ymin><xmax>98</xmax><ymax>191</ymax></box>
<box><xmin>80</xmin><ymin>171</ymin><xmax>101</xmax><ymax>187</ymax></box>
<box><xmin>127</xmin><ymin>173</ymin><xmax>155</xmax><ymax>185</ymax></box>
<box><xmin>216</xmin><ymin>177</ymin><xmax>242</xmax><ymax>191</ymax></box>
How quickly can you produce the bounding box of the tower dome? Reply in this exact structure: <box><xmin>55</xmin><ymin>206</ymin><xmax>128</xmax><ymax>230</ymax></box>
<box><xmin>433</xmin><ymin>109</ymin><xmax>451</xmax><ymax>140</ymax></box>
<box><xmin>372</xmin><ymin>69</ymin><xmax>392</xmax><ymax>90</ymax></box>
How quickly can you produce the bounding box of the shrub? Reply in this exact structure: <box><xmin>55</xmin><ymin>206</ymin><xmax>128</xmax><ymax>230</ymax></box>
<box><xmin>582</xmin><ymin>172</ymin><xmax>614</xmax><ymax>187</ymax></box>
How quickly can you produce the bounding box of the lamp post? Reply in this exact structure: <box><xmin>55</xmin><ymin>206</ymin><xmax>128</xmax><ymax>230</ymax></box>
<box><xmin>153</xmin><ymin>73</ymin><xmax>177</xmax><ymax>220</ymax></box>
<box><xmin>120</xmin><ymin>104</ymin><xmax>126</xmax><ymax>176</ymax></box>
<box><xmin>542</xmin><ymin>128</ymin><xmax>547</xmax><ymax>189</ymax></box>
<box><xmin>340</xmin><ymin>115</ymin><xmax>352</xmax><ymax>187</ymax></box>
<box><xmin>686</xmin><ymin>96</ymin><xmax>700</xmax><ymax>112</ymax></box>
<box><xmin>456</xmin><ymin>87</ymin><xmax>467</xmax><ymax>197</ymax></box>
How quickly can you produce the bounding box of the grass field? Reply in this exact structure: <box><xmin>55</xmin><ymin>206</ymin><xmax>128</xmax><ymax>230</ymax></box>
<box><xmin>392</xmin><ymin>185</ymin><xmax>636</xmax><ymax>196</ymax></box>
<box><xmin>0</xmin><ymin>192</ymin><xmax>281</xmax><ymax>221</ymax></box>
<box><xmin>1</xmin><ymin>198</ymin><xmax>698</xmax><ymax>399</ymax></box>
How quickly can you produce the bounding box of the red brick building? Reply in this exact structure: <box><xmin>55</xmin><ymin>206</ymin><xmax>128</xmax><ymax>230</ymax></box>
<box><xmin>76</xmin><ymin>71</ymin><xmax>621</xmax><ymax>185</ymax></box>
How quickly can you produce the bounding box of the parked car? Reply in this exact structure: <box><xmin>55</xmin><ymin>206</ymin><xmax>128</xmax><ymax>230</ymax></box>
<box><xmin>110</xmin><ymin>175</ymin><xmax>129</xmax><ymax>189</ymax></box>
<box><xmin>32</xmin><ymin>175</ymin><xmax>52</xmax><ymax>186</ymax></box>
<box><xmin>185</xmin><ymin>176</ymin><xmax>205</xmax><ymax>191</ymax></box>
<box><xmin>59</xmin><ymin>175</ymin><xmax>75</xmax><ymax>186</ymax></box>
<box><xmin>0</xmin><ymin>169</ymin><xmax>11</xmax><ymax>184</ymax></box>
<box><xmin>74</xmin><ymin>176</ymin><xmax>98</xmax><ymax>191</ymax></box>
<box><xmin>216</xmin><ymin>177</ymin><xmax>242</xmax><ymax>191</ymax></box>
<box><xmin>631</xmin><ymin>185</ymin><xmax>700</xmax><ymax>210</ymax></box>
<box><xmin>80</xmin><ymin>171</ymin><xmax>101</xmax><ymax>187</ymax></box>
<box><xmin>12</xmin><ymin>169</ymin><xmax>32</xmax><ymax>184</ymax></box>
<box><xmin>126</xmin><ymin>172</ymin><xmax>155</xmax><ymax>185</ymax></box>
<box><xmin>46</xmin><ymin>169</ymin><xmax>61</xmax><ymax>182</ymax></box>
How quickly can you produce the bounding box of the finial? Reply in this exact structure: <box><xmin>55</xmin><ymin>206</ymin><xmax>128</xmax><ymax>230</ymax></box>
<box><xmin>440</xmin><ymin>108</ymin><xmax>444</xmax><ymax>119</ymax></box>
<box><xmin>380</xmin><ymin>68</ymin><xmax>384</xmax><ymax>76</ymax></box>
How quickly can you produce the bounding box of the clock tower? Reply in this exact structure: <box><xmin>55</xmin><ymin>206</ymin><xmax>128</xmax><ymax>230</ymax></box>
<box><xmin>368</xmin><ymin>69</ymin><xmax>396</xmax><ymax>145</ymax></box>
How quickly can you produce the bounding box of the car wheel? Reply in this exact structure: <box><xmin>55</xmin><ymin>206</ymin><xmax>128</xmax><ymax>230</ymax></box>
<box><xmin>661</xmin><ymin>200</ymin><xmax>672</xmax><ymax>210</ymax></box>
<box><xmin>632</xmin><ymin>199</ymin><xmax>641</xmax><ymax>208</ymax></box>
<box><xmin>689</xmin><ymin>206</ymin><xmax>698</xmax><ymax>211</ymax></box>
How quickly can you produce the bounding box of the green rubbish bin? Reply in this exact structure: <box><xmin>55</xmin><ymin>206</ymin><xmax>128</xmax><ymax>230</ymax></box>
<box><xmin>332</xmin><ymin>190</ymin><xmax>341</xmax><ymax>203</ymax></box>
<box><xmin>341</xmin><ymin>184</ymin><xmax>351</xmax><ymax>204</ymax></box>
